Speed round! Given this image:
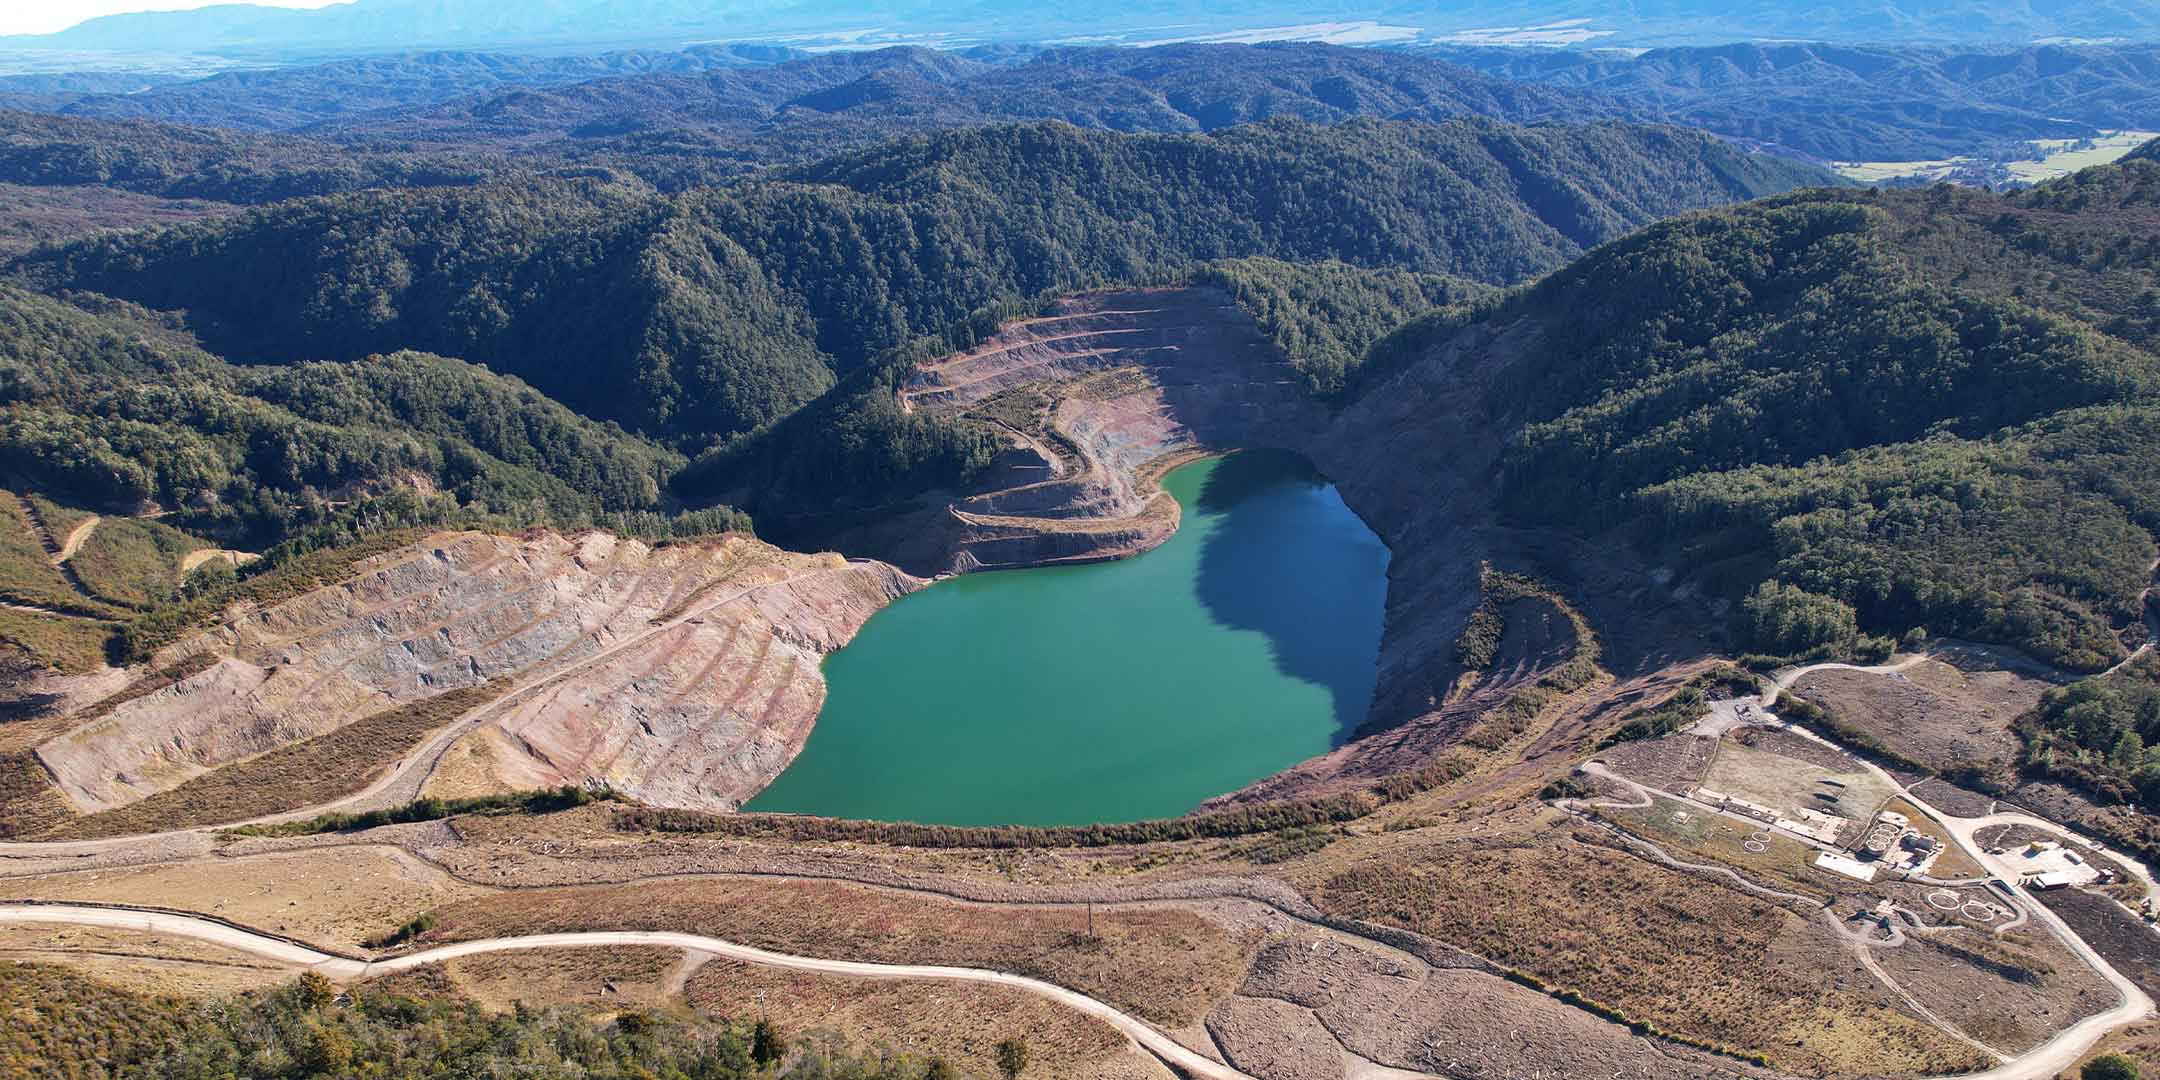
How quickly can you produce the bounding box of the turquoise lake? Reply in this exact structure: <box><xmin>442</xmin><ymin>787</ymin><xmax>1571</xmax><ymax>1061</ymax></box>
<box><xmin>743</xmin><ymin>449</ymin><xmax>1390</xmax><ymax>826</ymax></box>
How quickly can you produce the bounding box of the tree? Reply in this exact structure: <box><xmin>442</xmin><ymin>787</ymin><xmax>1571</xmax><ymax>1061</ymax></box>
<box><xmin>295</xmin><ymin>971</ymin><xmax>336</xmax><ymax>1011</ymax></box>
<box><xmin>752</xmin><ymin>1016</ymin><xmax>786</xmax><ymax>1066</ymax></box>
<box><xmin>2085</xmin><ymin>1053</ymin><xmax>2140</xmax><ymax>1080</ymax></box>
<box><xmin>924</xmin><ymin>1058</ymin><xmax>959</xmax><ymax>1080</ymax></box>
<box><xmin>996</xmin><ymin>1037</ymin><xmax>1030</xmax><ymax>1079</ymax></box>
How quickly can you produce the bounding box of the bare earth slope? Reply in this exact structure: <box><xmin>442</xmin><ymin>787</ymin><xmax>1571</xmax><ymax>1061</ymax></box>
<box><xmin>845</xmin><ymin>286</ymin><xmax>1329</xmax><ymax>573</ymax></box>
<box><xmin>32</xmin><ymin>530</ymin><xmax>918</xmax><ymax>821</ymax></box>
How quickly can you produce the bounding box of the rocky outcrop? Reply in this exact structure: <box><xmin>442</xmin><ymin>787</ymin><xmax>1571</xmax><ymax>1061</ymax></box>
<box><xmin>832</xmin><ymin>286</ymin><xmax>1328</xmax><ymax>575</ymax></box>
<box><xmin>34</xmin><ymin>531</ymin><xmax>920</xmax><ymax>815</ymax></box>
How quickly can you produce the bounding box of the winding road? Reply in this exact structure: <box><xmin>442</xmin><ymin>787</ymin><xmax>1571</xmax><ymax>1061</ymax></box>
<box><xmin>1723</xmin><ymin>656</ymin><xmax>2159</xmax><ymax>1080</ymax></box>
<box><xmin>0</xmin><ymin>903</ymin><xmax>1252</xmax><ymax>1080</ymax></box>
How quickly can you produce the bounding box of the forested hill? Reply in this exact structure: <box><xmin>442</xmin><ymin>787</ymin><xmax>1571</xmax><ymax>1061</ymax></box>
<box><xmin>1361</xmin><ymin>157</ymin><xmax>2160</xmax><ymax>674</ymax></box>
<box><xmin>0</xmin><ymin>45</ymin><xmax>800</xmax><ymax>131</ymax></box>
<box><xmin>2130</xmin><ymin>137</ymin><xmax>2160</xmax><ymax>163</ymax></box>
<box><xmin>307</xmin><ymin>43</ymin><xmax>1625</xmax><ymax>151</ymax></box>
<box><xmin>0</xmin><ymin>109</ymin><xmax>503</xmax><ymax>203</ymax></box>
<box><xmin>17</xmin><ymin>119</ymin><xmax>1835</xmax><ymax>447</ymax></box>
<box><xmin>0</xmin><ymin>284</ymin><xmax>694</xmax><ymax>548</ymax></box>
<box><xmin>1429</xmin><ymin>42</ymin><xmax>2160</xmax><ymax>161</ymax></box>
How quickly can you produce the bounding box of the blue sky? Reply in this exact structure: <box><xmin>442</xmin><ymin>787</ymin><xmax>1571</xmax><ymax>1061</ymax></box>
<box><xmin>2</xmin><ymin>0</ymin><xmax>349</xmax><ymax>37</ymax></box>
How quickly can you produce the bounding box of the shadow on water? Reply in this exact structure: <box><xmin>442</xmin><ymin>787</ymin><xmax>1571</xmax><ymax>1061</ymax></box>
<box><xmin>1190</xmin><ymin>448</ymin><xmax>1390</xmax><ymax>744</ymax></box>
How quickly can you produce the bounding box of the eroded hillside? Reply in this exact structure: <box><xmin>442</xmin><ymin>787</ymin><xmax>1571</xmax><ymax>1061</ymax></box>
<box><xmin>4</xmin><ymin>529</ymin><xmax>916</xmax><ymax>837</ymax></box>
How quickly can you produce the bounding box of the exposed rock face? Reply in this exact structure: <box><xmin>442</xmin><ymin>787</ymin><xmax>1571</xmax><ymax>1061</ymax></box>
<box><xmin>35</xmin><ymin>531</ymin><xmax>919</xmax><ymax>814</ymax></box>
<box><xmin>828</xmin><ymin>286</ymin><xmax>1328</xmax><ymax>574</ymax></box>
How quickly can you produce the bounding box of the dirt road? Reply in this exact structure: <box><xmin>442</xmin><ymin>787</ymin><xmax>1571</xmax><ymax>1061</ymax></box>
<box><xmin>54</xmin><ymin>516</ymin><xmax>97</xmax><ymax>563</ymax></box>
<box><xmin>0</xmin><ymin>903</ymin><xmax>1254</xmax><ymax>1080</ymax></box>
<box><xmin>1738</xmin><ymin>675</ymin><xmax>2160</xmax><ymax>1080</ymax></box>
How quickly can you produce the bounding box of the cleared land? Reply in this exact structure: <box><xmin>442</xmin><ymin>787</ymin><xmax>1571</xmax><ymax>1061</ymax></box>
<box><xmin>1308</xmin><ymin>824</ymin><xmax>1990</xmax><ymax>1075</ymax></box>
<box><xmin>5</xmin><ymin>846</ymin><xmax>490</xmax><ymax>950</ymax></box>
<box><xmin>31</xmin><ymin>530</ymin><xmax>916</xmax><ymax>822</ymax></box>
<box><xmin>0</xmin><ymin>923</ymin><xmax>292</xmax><ymax>996</ymax></box>
<box><xmin>411</xmin><ymin>876</ymin><xmax>1258</xmax><ymax>1031</ymax></box>
<box><xmin>1788</xmin><ymin>658</ymin><xmax>2047</xmax><ymax>779</ymax></box>
<box><xmin>685</xmin><ymin>957</ymin><xmax>1165</xmax><ymax>1080</ymax></box>
<box><xmin>37</xmin><ymin>681</ymin><xmax>507</xmax><ymax>838</ymax></box>
<box><xmin>1699</xmin><ymin>733</ymin><xmax>1896</xmax><ymax>831</ymax></box>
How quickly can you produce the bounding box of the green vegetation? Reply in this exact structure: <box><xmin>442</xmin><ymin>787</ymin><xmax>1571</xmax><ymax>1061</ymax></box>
<box><xmin>23</xmin><ymin>119</ymin><xmax>1826</xmax><ymax>458</ymax></box>
<box><xmin>0</xmin><ymin>286</ymin><xmax>687</xmax><ymax>542</ymax></box>
<box><xmin>618</xmin><ymin>794</ymin><xmax>1378</xmax><ymax>849</ymax></box>
<box><xmin>1356</xmin><ymin>166</ymin><xmax>2160</xmax><ymax>673</ymax></box>
<box><xmin>994</xmin><ymin>1038</ymin><xmax>1028</xmax><ymax>1080</ymax></box>
<box><xmin>1437</xmin><ymin>43</ymin><xmax>2160</xmax><ymax>163</ymax></box>
<box><xmin>0</xmin><ymin>960</ymin><xmax>949</xmax><ymax>1080</ymax></box>
<box><xmin>67</xmin><ymin>517</ymin><xmax>203</xmax><ymax>608</ymax></box>
<box><xmin>225</xmin><ymin>785</ymin><xmax>617</xmax><ymax>838</ymax></box>
<box><xmin>1188</xmin><ymin>258</ymin><xmax>1485</xmax><ymax>395</ymax></box>
<box><xmin>1737</xmin><ymin>582</ymin><xmax>1859</xmax><ymax>657</ymax></box>
<box><xmin>2023</xmin><ymin>653</ymin><xmax>2160</xmax><ymax>810</ymax></box>
<box><xmin>2091</xmin><ymin>1054</ymin><xmax>2144</xmax><ymax>1080</ymax></box>
<box><xmin>1601</xmin><ymin>665</ymin><xmax>1759</xmax><ymax>747</ymax></box>
<box><xmin>0</xmin><ymin>108</ymin><xmax>499</xmax><ymax>203</ymax></box>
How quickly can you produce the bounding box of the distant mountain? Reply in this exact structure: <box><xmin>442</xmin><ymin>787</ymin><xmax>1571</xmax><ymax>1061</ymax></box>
<box><xmin>10</xmin><ymin>40</ymin><xmax>2156</xmax><ymax>175</ymax></box>
<box><xmin>1</xmin><ymin>45</ymin><xmax>803</xmax><ymax>130</ymax></box>
<box><xmin>3</xmin><ymin>0</ymin><xmax>2158</xmax><ymax>64</ymax></box>
<box><xmin>0</xmin><ymin>109</ymin><xmax>502</xmax><ymax>203</ymax></box>
<box><xmin>0</xmin><ymin>45</ymin><xmax>1659</xmax><ymax>194</ymax></box>
<box><xmin>1429</xmin><ymin>42</ymin><xmax>2160</xmax><ymax>161</ymax></box>
<box><xmin>314</xmin><ymin>44</ymin><xmax>1628</xmax><ymax>153</ymax></box>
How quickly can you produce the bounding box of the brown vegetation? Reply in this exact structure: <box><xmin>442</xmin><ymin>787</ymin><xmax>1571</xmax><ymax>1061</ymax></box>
<box><xmin>0</xmin><ymin>607</ymin><xmax>112</xmax><ymax>674</ymax></box>
<box><xmin>0</xmin><ymin>749</ymin><xmax>72</xmax><ymax>837</ymax></box>
<box><xmin>683</xmin><ymin>958</ymin><xmax>1156</xmax><ymax>1080</ymax></box>
<box><xmin>1786</xmin><ymin>659</ymin><xmax>2044</xmax><ymax>788</ymax></box>
<box><xmin>415</xmin><ymin>876</ymin><xmax>1258</xmax><ymax>1029</ymax></box>
<box><xmin>38</xmin><ymin>680</ymin><xmax>505</xmax><ymax>838</ymax></box>
<box><xmin>1310</xmin><ymin>825</ymin><xmax>1989</xmax><ymax>1074</ymax></box>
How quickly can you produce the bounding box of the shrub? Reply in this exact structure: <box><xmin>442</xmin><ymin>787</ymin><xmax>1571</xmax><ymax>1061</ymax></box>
<box><xmin>2086</xmin><ymin>1054</ymin><xmax>2139</xmax><ymax>1080</ymax></box>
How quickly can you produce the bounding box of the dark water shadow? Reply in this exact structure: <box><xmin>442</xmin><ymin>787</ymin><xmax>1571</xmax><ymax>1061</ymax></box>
<box><xmin>1189</xmin><ymin>449</ymin><xmax>1390</xmax><ymax>744</ymax></box>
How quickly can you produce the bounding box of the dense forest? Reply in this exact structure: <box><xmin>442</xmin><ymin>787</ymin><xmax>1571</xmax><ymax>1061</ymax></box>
<box><xmin>1361</xmin><ymin>159</ymin><xmax>2160</xmax><ymax>672</ymax></box>
<box><xmin>2025</xmin><ymin>654</ymin><xmax>2160</xmax><ymax>806</ymax></box>
<box><xmin>0</xmin><ymin>285</ymin><xmax>685</xmax><ymax>546</ymax></box>
<box><xmin>6</xmin><ymin>42</ymin><xmax>2158</xmax><ymax>175</ymax></box>
<box><xmin>1433</xmin><ymin>43</ymin><xmax>2160</xmax><ymax>161</ymax></box>
<box><xmin>0</xmin><ymin>44</ymin><xmax>798</xmax><ymax>131</ymax></box>
<box><xmin>0</xmin><ymin>110</ymin><xmax>503</xmax><ymax>204</ymax></box>
<box><xmin>18</xmin><ymin>118</ymin><xmax>1831</xmax><ymax>451</ymax></box>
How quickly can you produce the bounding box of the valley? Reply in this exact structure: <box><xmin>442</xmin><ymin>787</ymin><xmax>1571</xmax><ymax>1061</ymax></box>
<box><xmin>3</xmin><ymin>15</ymin><xmax>2160</xmax><ymax>1080</ymax></box>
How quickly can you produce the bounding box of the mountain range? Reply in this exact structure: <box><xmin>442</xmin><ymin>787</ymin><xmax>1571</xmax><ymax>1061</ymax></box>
<box><xmin>3</xmin><ymin>0</ymin><xmax>2159</xmax><ymax>67</ymax></box>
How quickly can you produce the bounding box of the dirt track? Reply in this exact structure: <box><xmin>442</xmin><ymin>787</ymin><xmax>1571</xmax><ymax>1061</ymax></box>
<box><xmin>0</xmin><ymin>903</ymin><xmax>1254</xmax><ymax>1080</ymax></box>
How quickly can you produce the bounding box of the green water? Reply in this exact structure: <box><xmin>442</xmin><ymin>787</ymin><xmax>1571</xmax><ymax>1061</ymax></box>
<box><xmin>743</xmin><ymin>449</ymin><xmax>1390</xmax><ymax>826</ymax></box>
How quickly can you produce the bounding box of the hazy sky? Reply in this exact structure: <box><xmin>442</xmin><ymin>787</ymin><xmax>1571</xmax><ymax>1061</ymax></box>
<box><xmin>1</xmin><ymin>0</ymin><xmax>349</xmax><ymax>37</ymax></box>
